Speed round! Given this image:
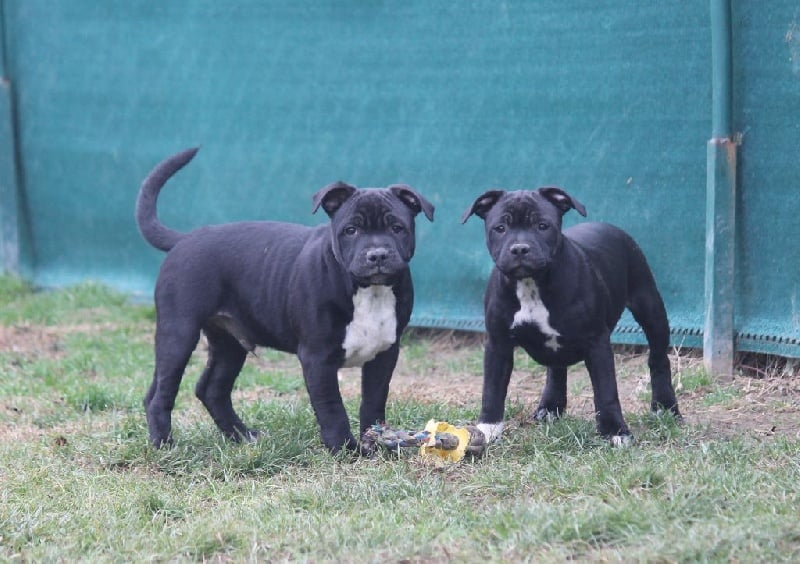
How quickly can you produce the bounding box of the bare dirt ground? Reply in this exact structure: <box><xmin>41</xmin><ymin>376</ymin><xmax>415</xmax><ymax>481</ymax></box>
<box><xmin>3</xmin><ymin>324</ymin><xmax>799</xmax><ymax>441</ymax></box>
<box><xmin>349</xmin><ymin>330</ymin><xmax>800</xmax><ymax>441</ymax></box>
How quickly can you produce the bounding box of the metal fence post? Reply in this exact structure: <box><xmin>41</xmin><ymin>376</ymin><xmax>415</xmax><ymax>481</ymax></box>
<box><xmin>0</xmin><ymin>0</ymin><xmax>21</xmax><ymax>274</ymax></box>
<box><xmin>705</xmin><ymin>0</ymin><xmax>737</xmax><ymax>376</ymax></box>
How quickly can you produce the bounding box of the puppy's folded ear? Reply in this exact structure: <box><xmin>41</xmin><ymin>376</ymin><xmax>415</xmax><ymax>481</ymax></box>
<box><xmin>538</xmin><ymin>186</ymin><xmax>587</xmax><ymax>217</ymax></box>
<box><xmin>388</xmin><ymin>184</ymin><xmax>435</xmax><ymax>221</ymax></box>
<box><xmin>312</xmin><ymin>181</ymin><xmax>358</xmax><ymax>217</ymax></box>
<box><xmin>461</xmin><ymin>190</ymin><xmax>506</xmax><ymax>223</ymax></box>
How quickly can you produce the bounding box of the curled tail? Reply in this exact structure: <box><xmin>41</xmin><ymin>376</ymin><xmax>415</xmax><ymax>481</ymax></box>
<box><xmin>135</xmin><ymin>147</ymin><xmax>199</xmax><ymax>252</ymax></box>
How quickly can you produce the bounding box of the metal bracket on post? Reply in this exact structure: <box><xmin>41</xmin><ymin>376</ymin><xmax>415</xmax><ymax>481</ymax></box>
<box><xmin>704</xmin><ymin>138</ymin><xmax>736</xmax><ymax>377</ymax></box>
<box><xmin>704</xmin><ymin>0</ymin><xmax>737</xmax><ymax>377</ymax></box>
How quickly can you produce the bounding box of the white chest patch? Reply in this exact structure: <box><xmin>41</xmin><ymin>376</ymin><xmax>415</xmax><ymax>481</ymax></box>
<box><xmin>342</xmin><ymin>286</ymin><xmax>397</xmax><ymax>368</ymax></box>
<box><xmin>511</xmin><ymin>278</ymin><xmax>561</xmax><ymax>352</ymax></box>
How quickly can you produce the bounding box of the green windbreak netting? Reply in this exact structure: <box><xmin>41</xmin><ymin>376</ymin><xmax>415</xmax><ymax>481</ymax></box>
<box><xmin>1</xmin><ymin>2</ymin><xmax>797</xmax><ymax>356</ymax></box>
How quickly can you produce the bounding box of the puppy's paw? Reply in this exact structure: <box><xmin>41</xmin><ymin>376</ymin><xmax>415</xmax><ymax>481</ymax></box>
<box><xmin>149</xmin><ymin>435</ymin><xmax>174</xmax><ymax>449</ymax></box>
<box><xmin>610</xmin><ymin>433</ymin><xmax>634</xmax><ymax>448</ymax></box>
<box><xmin>531</xmin><ymin>407</ymin><xmax>560</xmax><ymax>424</ymax></box>
<box><xmin>242</xmin><ymin>428</ymin><xmax>263</xmax><ymax>442</ymax></box>
<box><xmin>476</xmin><ymin>422</ymin><xmax>504</xmax><ymax>444</ymax></box>
<box><xmin>225</xmin><ymin>428</ymin><xmax>263</xmax><ymax>443</ymax></box>
<box><xmin>326</xmin><ymin>434</ymin><xmax>361</xmax><ymax>458</ymax></box>
<box><xmin>652</xmin><ymin>403</ymin><xmax>684</xmax><ymax>424</ymax></box>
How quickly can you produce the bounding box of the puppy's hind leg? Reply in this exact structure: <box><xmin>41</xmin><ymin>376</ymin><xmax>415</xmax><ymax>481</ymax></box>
<box><xmin>532</xmin><ymin>365</ymin><xmax>568</xmax><ymax>423</ymax></box>
<box><xmin>196</xmin><ymin>325</ymin><xmax>257</xmax><ymax>442</ymax></box>
<box><xmin>627</xmin><ymin>275</ymin><xmax>681</xmax><ymax>420</ymax></box>
<box><xmin>146</xmin><ymin>323</ymin><xmax>201</xmax><ymax>447</ymax></box>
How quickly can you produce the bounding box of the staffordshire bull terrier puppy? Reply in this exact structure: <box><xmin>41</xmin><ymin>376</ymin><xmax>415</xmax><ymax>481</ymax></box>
<box><xmin>462</xmin><ymin>187</ymin><xmax>681</xmax><ymax>445</ymax></box>
<box><xmin>136</xmin><ymin>148</ymin><xmax>433</xmax><ymax>453</ymax></box>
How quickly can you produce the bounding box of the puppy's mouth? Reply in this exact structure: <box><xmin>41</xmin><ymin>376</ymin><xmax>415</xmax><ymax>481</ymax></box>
<box><xmin>363</xmin><ymin>272</ymin><xmax>394</xmax><ymax>285</ymax></box>
<box><xmin>501</xmin><ymin>260</ymin><xmax>548</xmax><ymax>280</ymax></box>
<box><xmin>509</xmin><ymin>266</ymin><xmax>535</xmax><ymax>278</ymax></box>
<box><xmin>353</xmin><ymin>267</ymin><xmax>402</xmax><ymax>286</ymax></box>
<box><xmin>350</xmin><ymin>249</ymin><xmax>408</xmax><ymax>286</ymax></box>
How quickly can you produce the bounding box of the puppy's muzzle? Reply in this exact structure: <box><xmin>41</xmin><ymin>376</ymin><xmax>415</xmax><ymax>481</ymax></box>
<box><xmin>510</xmin><ymin>243</ymin><xmax>530</xmax><ymax>256</ymax></box>
<box><xmin>366</xmin><ymin>247</ymin><xmax>390</xmax><ymax>266</ymax></box>
<box><xmin>355</xmin><ymin>246</ymin><xmax>404</xmax><ymax>285</ymax></box>
<box><xmin>500</xmin><ymin>241</ymin><xmax>548</xmax><ymax>279</ymax></box>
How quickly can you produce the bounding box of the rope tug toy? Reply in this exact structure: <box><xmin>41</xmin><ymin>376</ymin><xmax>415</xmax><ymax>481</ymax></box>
<box><xmin>362</xmin><ymin>420</ymin><xmax>488</xmax><ymax>462</ymax></box>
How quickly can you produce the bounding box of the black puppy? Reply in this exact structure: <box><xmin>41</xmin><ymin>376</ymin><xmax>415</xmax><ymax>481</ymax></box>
<box><xmin>136</xmin><ymin>148</ymin><xmax>433</xmax><ymax>453</ymax></box>
<box><xmin>462</xmin><ymin>187</ymin><xmax>681</xmax><ymax>445</ymax></box>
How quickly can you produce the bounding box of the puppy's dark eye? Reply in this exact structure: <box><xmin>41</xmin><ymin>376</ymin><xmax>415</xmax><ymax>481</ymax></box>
<box><xmin>538</xmin><ymin>222</ymin><xmax>549</xmax><ymax>231</ymax></box>
<box><xmin>493</xmin><ymin>224</ymin><xmax>506</xmax><ymax>234</ymax></box>
<box><xmin>391</xmin><ymin>224</ymin><xmax>405</xmax><ymax>234</ymax></box>
<box><xmin>344</xmin><ymin>226</ymin><xmax>358</xmax><ymax>235</ymax></box>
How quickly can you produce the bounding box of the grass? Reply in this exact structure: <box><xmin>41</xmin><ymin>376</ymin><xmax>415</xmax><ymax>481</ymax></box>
<box><xmin>1</xmin><ymin>276</ymin><xmax>799</xmax><ymax>561</ymax></box>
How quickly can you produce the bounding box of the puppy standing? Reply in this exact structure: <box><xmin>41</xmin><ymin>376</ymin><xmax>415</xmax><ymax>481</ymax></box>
<box><xmin>136</xmin><ymin>148</ymin><xmax>433</xmax><ymax>453</ymax></box>
<box><xmin>462</xmin><ymin>187</ymin><xmax>681</xmax><ymax>444</ymax></box>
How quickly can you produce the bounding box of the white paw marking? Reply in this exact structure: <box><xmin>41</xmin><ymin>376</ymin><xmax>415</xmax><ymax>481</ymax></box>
<box><xmin>342</xmin><ymin>286</ymin><xmax>397</xmax><ymax>367</ymax></box>
<box><xmin>477</xmin><ymin>422</ymin><xmax>504</xmax><ymax>443</ymax></box>
<box><xmin>611</xmin><ymin>434</ymin><xmax>633</xmax><ymax>448</ymax></box>
<box><xmin>511</xmin><ymin>278</ymin><xmax>561</xmax><ymax>351</ymax></box>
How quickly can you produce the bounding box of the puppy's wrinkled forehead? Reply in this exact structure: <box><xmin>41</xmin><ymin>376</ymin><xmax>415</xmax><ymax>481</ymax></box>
<box><xmin>336</xmin><ymin>190</ymin><xmax>410</xmax><ymax>228</ymax></box>
<box><xmin>494</xmin><ymin>191</ymin><xmax>559</xmax><ymax>225</ymax></box>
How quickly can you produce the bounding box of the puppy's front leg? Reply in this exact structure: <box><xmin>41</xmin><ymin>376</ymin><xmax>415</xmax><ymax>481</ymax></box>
<box><xmin>477</xmin><ymin>334</ymin><xmax>515</xmax><ymax>442</ymax></box>
<box><xmin>298</xmin><ymin>346</ymin><xmax>357</xmax><ymax>454</ymax></box>
<box><xmin>359</xmin><ymin>344</ymin><xmax>399</xmax><ymax>434</ymax></box>
<box><xmin>533</xmin><ymin>365</ymin><xmax>568</xmax><ymax>422</ymax></box>
<box><xmin>584</xmin><ymin>333</ymin><xmax>630</xmax><ymax>441</ymax></box>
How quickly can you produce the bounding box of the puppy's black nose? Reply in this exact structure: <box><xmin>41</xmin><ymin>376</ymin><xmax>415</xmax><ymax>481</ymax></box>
<box><xmin>510</xmin><ymin>243</ymin><xmax>530</xmax><ymax>256</ymax></box>
<box><xmin>366</xmin><ymin>248</ymin><xmax>390</xmax><ymax>264</ymax></box>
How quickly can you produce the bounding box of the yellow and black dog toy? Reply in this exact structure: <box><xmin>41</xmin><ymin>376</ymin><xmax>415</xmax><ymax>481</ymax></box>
<box><xmin>362</xmin><ymin>420</ymin><xmax>488</xmax><ymax>462</ymax></box>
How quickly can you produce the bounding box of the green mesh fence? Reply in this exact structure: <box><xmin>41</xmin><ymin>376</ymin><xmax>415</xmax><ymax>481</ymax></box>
<box><xmin>0</xmin><ymin>2</ymin><xmax>797</xmax><ymax>357</ymax></box>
